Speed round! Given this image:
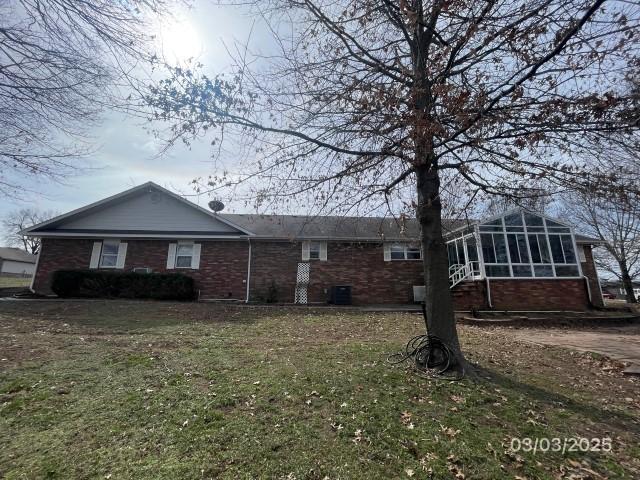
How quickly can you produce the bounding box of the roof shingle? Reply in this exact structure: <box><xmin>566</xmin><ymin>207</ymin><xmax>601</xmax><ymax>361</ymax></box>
<box><xmin>220</xmin><ymin>214</ymin><xmax>472</xmax><ymax>240</ymax></box>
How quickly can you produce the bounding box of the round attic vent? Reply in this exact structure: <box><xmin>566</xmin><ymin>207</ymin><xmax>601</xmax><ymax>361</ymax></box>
<box><xmin>208</xmin><ymin>199</ymin><xmax>225</xmax><ymax>212</ymax></box>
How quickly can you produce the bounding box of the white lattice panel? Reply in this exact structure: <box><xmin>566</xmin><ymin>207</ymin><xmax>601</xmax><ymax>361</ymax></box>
<box><xmin>294</xmin><ymin>286</ymin><xmax>308</xmax><ymax>304</ymax></box>
<box><xmin>296</xmin><ymin>263</ymin><xmax>310</xmax><ymax>284</ymax></box>
<box><xmin>295</xmin><ymin>263</ymin><xmax>310</xmax><ymax>304</ymax></box>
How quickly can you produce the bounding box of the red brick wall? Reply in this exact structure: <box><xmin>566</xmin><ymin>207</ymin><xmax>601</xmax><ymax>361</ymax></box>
<box><xmin>452</xmin><ymin>281</ymin><xmax>487</xmax><ymax>311</ymax></box>
<box><xmin>33</xmin><ymin>238</ymin><xmax>250</xmax><ymax>300</ymax></box>
<box><xmin>34</xmin><ymin>238</ymin><xmax>425</xmax><ymax>304</ymax></box>
<box><xmin>125</xmin><ymin>240</ymin><xmax>250</xmax><ymax>300</ymax></box>
<box><xmin>32</xmin><ymin>238</ymin><xmax>96</xmax><ymax>294</ymax></box>
<box><xmin>249</xmin><ymin>241</ymin><xmax>424</xmax><ymax>304</ymax></box>
<box><xmin>33</xmin><ymin>237</ymin><xmax>597</xmax><ymax>310</ymax></box>
<box><xmin>487</xmin><ymin>278</ymin><xmax>589</xmax><ymax>310</ymax></box>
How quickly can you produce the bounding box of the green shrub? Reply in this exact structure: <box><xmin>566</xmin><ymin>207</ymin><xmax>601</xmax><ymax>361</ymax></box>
<box><xmin>51</xmin><ymin>270</ymin><xmax>196</xmax><ymax>300</ymax></box>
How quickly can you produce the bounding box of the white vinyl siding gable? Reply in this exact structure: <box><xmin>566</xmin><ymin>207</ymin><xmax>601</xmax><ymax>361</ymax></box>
<box><xmin>60</xmin><ymin>190</ymin><xmax>240</xmax><ymax>233</ymax></box>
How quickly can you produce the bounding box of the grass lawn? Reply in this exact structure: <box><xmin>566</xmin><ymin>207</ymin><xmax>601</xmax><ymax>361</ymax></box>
<box><xmin>0</xmin><ymin>301</ymin><xmax>638</xmax><ymax>479</ymax></box>
<box><xmin>0</xmin><ymin>276</ymin><xmax>31</xmax><ymax>288</ymax></box>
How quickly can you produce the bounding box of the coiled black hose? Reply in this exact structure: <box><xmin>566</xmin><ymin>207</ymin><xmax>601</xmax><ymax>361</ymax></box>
<box><xmin>387</xmin><ymin>303</ymin><xmax>463</xmax><ymax>379</ymax></box>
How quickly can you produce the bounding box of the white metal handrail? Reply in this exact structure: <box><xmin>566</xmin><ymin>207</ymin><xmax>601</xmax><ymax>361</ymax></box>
<box><xmin>449</xmin><ymin>261</ymin><xmax>479</xmax><ymax>289</ymax></box>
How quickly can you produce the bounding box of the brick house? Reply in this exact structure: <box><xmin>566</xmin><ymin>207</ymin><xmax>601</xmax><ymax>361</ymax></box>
<box><xmin>24</xmin><ymin>182</ymin><xmax>604</xmax><ymax>310</ymax></box>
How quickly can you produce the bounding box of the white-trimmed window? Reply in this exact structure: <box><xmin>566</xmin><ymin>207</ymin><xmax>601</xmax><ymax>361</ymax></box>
<box><xmin>90</xmin><ymin>240</ymin><xmax>127</xmax><ymax>269</ymax></box>
<box><xmin>302</xmin><ymin>241</ymin><xmax>327</xmax><ymax>261</ymax></box>
<box><xmin>309</xmin><ymin>242</ymin><xmax>321</xmax><ymax>260</ymax></box>
<box><xmin>167</xmin><ymin>242</ymin><xmax>201</xmax><ymax>269</ymax></box>
<box><xmin>100</xmin><ymin>240</ymin><xmax>120</xmax><ymax>267</ymax></box>
<box><xmin>176</xmin><ymin>243</ymin><xmax>195</xmax><ymax>268</ymax></box>
<box><xmin>385</xmin><ymin>243</ymin><xmax>422</xmax><ymax>261</ymax></box>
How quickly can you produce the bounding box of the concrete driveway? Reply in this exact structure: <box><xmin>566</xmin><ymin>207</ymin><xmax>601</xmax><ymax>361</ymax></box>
<box><xmin>511</xmin><ymin>324</ymin><xmax>640</xmax><ymax>373</ymax></box>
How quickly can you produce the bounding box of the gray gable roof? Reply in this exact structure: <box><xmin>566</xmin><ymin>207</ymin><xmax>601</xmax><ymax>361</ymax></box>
<box><xmin>220</xmin><ymin>214</ymin><xmax>470</xmax><ymax>241</ymax></box>
<box><xmin>23</xmin><ymin>182</ymin><xmax>252</xmax><ymax>238</ymax></box>
<box><xmin>0</xmin><ymin>247</ymin><xmax>37</xmax><ymax>263</ymax></box>
<box><xmin>20</xmin><ymin>181</ymin><xmax>602</xmax><ymax>244</ymax></box>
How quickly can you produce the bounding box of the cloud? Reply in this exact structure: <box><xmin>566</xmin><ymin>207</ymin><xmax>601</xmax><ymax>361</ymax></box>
<box><xmin>0</xmin><ymin>1</ymin><xmax>270</xmax><ymax>222</ymax></box>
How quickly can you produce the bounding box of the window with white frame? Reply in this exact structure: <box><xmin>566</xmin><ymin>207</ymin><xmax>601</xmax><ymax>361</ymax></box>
<box><xmin>478</xmin><ymin>212</ymin><xmax>580</xmax><ymax>278</ymax></box>
<box><xmin>302</xmin><ymin>241</ymin><xmax>327</xmax><ymax>261</ymax></box>
<box><xmin>167</xmin><ymin>242</ymin><xmax>201</xmax><ymax>270</ymax></box>
<box><xmin>388</xmin><ymin>243</ymin><xmax>422</xmax><ymax>260</ymax></box>
<box><xmin>175</xmin><ymin>243</ymin><xmax>195</xmax><ymax>268</ymax></box>
<box><xmin>309</xmin><ymin>242</ymin><xmax>322</xmax><ymax>260</ymax></box>
<box><xmin>100</xmin><ymin>240</ymin><xmax>120</xmax><ymax>268</ymax></box>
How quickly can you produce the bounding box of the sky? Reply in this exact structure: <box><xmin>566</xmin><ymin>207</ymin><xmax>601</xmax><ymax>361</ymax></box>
<box><xmin>0</xmin><ymin>2</ymin><xmax>267</xmax><ymax>221</ymax></box>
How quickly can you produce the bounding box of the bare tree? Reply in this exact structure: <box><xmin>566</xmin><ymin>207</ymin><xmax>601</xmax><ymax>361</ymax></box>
<box><xmin>562</xmin><ymin>189</ymin><xmax>639</xmax><ymax>303</ymax></box>
<box><xmin>482</xmin><ymin>188</ymin><xmax>554</xmax><ymax>217</ymax></box>
<box><xmin>2</xmin><ymin>208</ymin><xmax>57</xmax><ymax>254</ymax></box>
<box><xmin>145</xmin><ymin>0</ymin><xmax>640</xmax><ymax>372</ymax></box>
<box><xmin>0</xmin><ymin>0</ymin><xmax>179</xmax><ymax>197</ymax></box>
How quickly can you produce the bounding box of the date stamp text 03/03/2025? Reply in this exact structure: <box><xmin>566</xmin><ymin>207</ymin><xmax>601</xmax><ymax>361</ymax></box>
<box><xmin>510</xmin><ymin>437</ymin><xmax>612</xmax><ymax>455</ymax></box>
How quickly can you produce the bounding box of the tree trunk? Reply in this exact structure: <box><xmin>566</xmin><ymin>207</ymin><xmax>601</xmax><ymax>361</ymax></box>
<box><xmin>619</xmin><ymin>263</ymin><xmax>638</xmax><ymax>303</ymax></box>
<box><xmin>415</xmin><ymin>162</ymin><xmax>466</xmax><ymax>368</ymax></box>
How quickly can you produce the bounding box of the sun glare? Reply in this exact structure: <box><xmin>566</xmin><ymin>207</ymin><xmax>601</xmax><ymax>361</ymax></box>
<box><xmin>156</xmin><ymin>18</ymin><xmax>203</xmax><ymax>64</ymax></box>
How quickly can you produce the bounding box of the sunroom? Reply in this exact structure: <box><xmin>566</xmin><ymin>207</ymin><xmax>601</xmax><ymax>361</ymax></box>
<box><xmin>446</xmin><ymin>210</ymin><xmax>582</xmax><ymax>285</ymax></box>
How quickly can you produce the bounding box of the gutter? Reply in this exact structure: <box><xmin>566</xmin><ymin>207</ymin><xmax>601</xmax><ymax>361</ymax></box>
<box><xmin>23</xmin><ymin>232</ymin><xmax>248</xmax><ymax>240</ymax></box>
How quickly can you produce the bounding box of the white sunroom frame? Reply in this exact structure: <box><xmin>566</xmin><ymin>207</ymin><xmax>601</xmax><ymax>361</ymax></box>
<box><xmin>445</xmin><ymin>209</ymin><xmax>584</xmax><ymax>281</ymax></box>
<box><xmin>446</xmin><ymin>228</ymin><xmax>484</xmax><ymax>280</ymax></box>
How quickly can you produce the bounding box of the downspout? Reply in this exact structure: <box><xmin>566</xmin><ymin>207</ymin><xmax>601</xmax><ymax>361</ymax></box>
<box><xmin>245</xmin><ymin>238</ymin><xmax>252</xmax><ymax>303</ymax></box>
<box><xmin>476</xmin><ymin>224</ymin><xmax>492</xmax><ymax>309</ymax></box>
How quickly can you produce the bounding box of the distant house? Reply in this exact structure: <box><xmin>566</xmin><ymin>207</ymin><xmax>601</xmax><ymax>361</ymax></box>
<box><xmin>23</xmin><ymin>182</ymin><xmax>604</xmax><ymax>310</ymax></box>
<box><xmin>601</xmin><ymin>281</ymin><xmax>640</xmax><ymax>300</ymax></box>
<box><xmin>0</xmin><ymin>247</ymin><xmax>37</xmax><ymax>277</ymax></box>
